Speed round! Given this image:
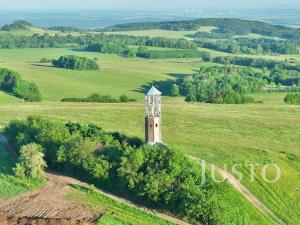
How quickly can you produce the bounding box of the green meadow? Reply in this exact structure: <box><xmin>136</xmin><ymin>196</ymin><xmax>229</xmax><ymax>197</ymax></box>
<box><xmin>105</xmin><ymin>29</ymin><xmax>198</xmax><ymax>39</ymax></box>
<box><xmin>0</xmin><ymin>47</ymin><xmax>299</xmax><ymax>224</ymax></box>
<box><xmin>104</xmin><ymin>27</ymin><xmax>216</xmax><ymax>38</ymax></box>
<box><xmin>68</xmin><ymin>185</ymin><xmax>175</xmax><ymax>225</ymax></box>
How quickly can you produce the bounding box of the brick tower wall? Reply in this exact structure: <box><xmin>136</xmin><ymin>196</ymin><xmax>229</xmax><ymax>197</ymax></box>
<box><xmin>145</xmin><ymin>116</ymin><xmax>161</xmax><ymax>144</ymax></box>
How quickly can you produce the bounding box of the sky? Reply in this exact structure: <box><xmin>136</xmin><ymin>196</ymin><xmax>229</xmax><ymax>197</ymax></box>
<box><xmin>1</xmin><ymin>0</ymin><xmax>300</xmax><ymax>10</ymax></box>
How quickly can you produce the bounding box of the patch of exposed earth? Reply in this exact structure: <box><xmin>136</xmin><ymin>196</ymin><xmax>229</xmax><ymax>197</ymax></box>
<box><xmin>0</xmin><ymin>174</ymin><xmax>102</xmax><ymax>225</ymax></box>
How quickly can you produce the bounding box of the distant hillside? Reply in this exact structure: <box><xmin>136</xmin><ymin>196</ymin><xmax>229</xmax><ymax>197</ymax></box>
<box><xmin>103</xmin><ymin>18</ymin><xmax>300</xmax><ymax>41</ymax></box>
<box><xmin>2</xmin><ymin>20</ymin><xmax>32</xmax><ymax>31</ymax></box>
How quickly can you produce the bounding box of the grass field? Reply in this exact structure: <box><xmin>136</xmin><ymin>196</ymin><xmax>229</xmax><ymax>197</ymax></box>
<box><xmin>68</xmin><ymin>184</ymin><xmax>274</xmax><ymax>225</ymax></box>
<box><xmin>68</xmin><ymin>185</ymin><xmax>175</xmax><ymax>225</ymax></box>
<box><xmin>0</xmin><ymin>48</ymin><xmax>299</xmax><ymax>224</ymax></box>
<box><xmin>0</xmin><ymin>48</ymin><xmax>209</xmax><ymax>101</ymax></box>
<box><xmin>105</xmin><ymin>29</ymin><xmax>199</xmax><ymax>39</ymax></box>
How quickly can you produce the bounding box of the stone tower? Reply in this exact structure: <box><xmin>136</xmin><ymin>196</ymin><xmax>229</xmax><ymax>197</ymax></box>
<box><xmin>145</xmin><ymin>86</ymin><xmax>162</xmax><ymax>144</ymax></box>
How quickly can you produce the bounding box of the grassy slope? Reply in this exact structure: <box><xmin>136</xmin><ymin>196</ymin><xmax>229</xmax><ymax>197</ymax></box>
<box><xmin>104</xmin><ymin>27</ymin><xmax>215</xmax><ymax>39</ymax></box>
<box><xmin>0</xmin><ymin>48</ymin><xmax>299</xmax><ymax>224</ymax></box>
<box><xmin>68</xmin><ymin>185</ymin><xmax>175</xmax><ymax>225</ymax></box>
<box><xmin>105</xmin><ymin>29</ymin><xmax>198</xmax><ymax>39</ymax></box>
<box><xmin>68</xmin><ymin>184</ymin><xmax>274</xmax><ymax>225</ymax></box>
<box><xmin>196</xmin><ymin>46</ymin><xmax>300</xmax><ymax>62</ymax></box>
<box><xmin>0</xmin><ymin>48</ymin><xmax>209</xmax><ymax>101</ymax></box>
<box><xmin>104</xmin><ymin>27</ymin><xmax>273</xmax><ymax>40</ymax></box>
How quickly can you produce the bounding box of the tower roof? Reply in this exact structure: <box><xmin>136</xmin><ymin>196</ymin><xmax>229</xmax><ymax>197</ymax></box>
<box><xmin>146</xmin><ymin>86</ymin><xmax>162</xmax><ymax>96</ymax></box>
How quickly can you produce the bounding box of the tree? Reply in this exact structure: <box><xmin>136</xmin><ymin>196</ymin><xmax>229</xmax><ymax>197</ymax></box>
<box><xmin>0</xmin><ymin>67</ymin><xmax>41</xmax><ymax>102</ymax></box>
<box><xmin>52</xmin><ymin>55</ymin><xmax>99</xmax><ymax>70</ymax></box>
<box><xmin>13</xmin><ymin>80</ymin><xmax>42</xmax><ymax>102</ymax></box>
<box><xmin>202</xmin><ymin>51</ymin><xmax>211</xmax><ymax>62</ymax></box>
<box><xmin>171</xmin><ymin>83</ymin><xmax>180</xmax><ymax>96</ymax></box>
<box><xmin>14</xmin><ymin>143</ymin><xmax>47</xmax><ymax>179</ymax></box>
<box><xmin>123</xmin><ymin>48</ymin><xmax>136</xmax><ymax>58</ymax></box>
<box><xmin>284</xmin><ymin>93</ymin><xmax>300</xmax><ymax>105</ymax></box>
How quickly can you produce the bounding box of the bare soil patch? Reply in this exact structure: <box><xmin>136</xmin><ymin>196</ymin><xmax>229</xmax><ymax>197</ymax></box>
<box><xmin>0</xmin><ymin>174</ymin><xmax>102</xmax><ymax>225</ymax></box>
<box><xmin>0</xmin><ymin>212</ymin><xmax>93</xmax><ymax>225</ymax></box>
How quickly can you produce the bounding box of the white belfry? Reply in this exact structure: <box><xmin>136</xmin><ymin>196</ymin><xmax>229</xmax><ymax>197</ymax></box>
<box><xmin>145</xmin><ymin>86</ymin><xmax>162</xmax><ymax>144</ymax></box>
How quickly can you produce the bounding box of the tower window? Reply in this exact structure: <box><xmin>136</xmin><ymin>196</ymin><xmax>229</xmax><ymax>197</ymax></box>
<box><xmin>155</xmin><ymin>124</ymin><xmax>158</xmax><ymax>127</ymax></box>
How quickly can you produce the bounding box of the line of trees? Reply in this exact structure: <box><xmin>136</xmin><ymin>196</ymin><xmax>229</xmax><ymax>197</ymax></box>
<box><xmin>0</xmin><ymin>33</ymin><xmax>196</xmax><ymax>50</ymax></box>
<box><xmin>195</xmin><ymin>38</ymin><xmax>299</xmax><ymax>55</ymax></box>
<box><xmin>47</xmin><ymin>26</ymin><xmax>82</xmax><ymax>33</ymax></box>
<box><xmin>4</xmin><ymin>116</ymin><xmax>248</xmax><ymax>224</ymax></box>
<box><xmin>136</xmin><ymin>48</ymin><xmax>211</xmax><ymax>60</ymax></box>
<box><xmin>52</xmin><ymin>55</ymin><xmax>99</xmax><ymax>70</ymax></box>
<box><xmin>85</xmin><ymin>42</ymin><xmax>211</xmax><ymax>60</ymax></box>
<box><xmin>212</xmin><ymin>55</ymin><xmax>300</xmax><ymax>73</ymax></box>
<box><xmin>0</xmin><ymin>68</ymin><xmax>41</xmax><ymax>102</ymax></box>
<box><xmin>61</xmin><ymin>93</ymin><xmax>137</xmax><ymax>103</ymax></box>
<box><xmin>84</xmin><ymin>36</ymin><xmax>196</xmax><ymax>54</ymax></box>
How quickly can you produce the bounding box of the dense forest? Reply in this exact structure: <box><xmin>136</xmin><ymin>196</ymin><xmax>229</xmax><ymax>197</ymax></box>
<box><xmin>104</xmin><ymin>18</ymin><xmax>300</xmax><ymax>41</ymax></box>
<box><xmin>173</xmin><ymin>65</ymin><xmax>300</xmax><ymax>104</ymax></box>
<box><xmin>175</xmin><ymin>66</ymin><xmax>266</xmax><ymax>104</ymax></box>
<box><xmin>5</xmin><ymin>116</ymin><xmax>254</xmax><ymax>224</ymax></box>
<box><xmin>0</xmin><ymin>68</ymin><xmax>41</xmax><ymax>102</ymax></box>
<box><xmin>52</xmin><ymin>55</ymin><xmax>99</xmax><ymax>70</ymax></box>
<box><xmin>195</xmin><ymin>38</ymin><xmax>299</xmax><ymax>55</ymax></box>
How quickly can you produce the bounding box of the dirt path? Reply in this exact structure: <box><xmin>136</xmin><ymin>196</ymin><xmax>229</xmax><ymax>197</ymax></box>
<box><xmin>0</xmin><ymin>135</ymin><xmax>190</xmax><ymax>225</ymax></box>
<box><xmin>187</xmin><ymin>155</ymin><xmax>285</xmax><ymax>225</ymax></box>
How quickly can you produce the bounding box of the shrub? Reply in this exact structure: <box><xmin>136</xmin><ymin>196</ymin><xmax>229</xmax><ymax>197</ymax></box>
<box><xmin>177</xmin><ymin>66</ymin><xmax>262</xmax><ymax>104</ymax></box>
<box><xmin>52</xmin><ymin>55</ymin><xmax>99</xmax><ymax>70</ymax></box>
<box><xmin>39</xmin><ymin>58</ymin><xmax>53</xmax><ymax>63</ymax></box>
<box><xmin>14</xmin><ymin>143</ymin><xmax>47</xmax><ymax>179</ymax></box>
<box><xmin>171</xmin><ymin>84</ymin><xmax>180</xmax><ymax>96</ymax></box>
<box><xmin>119</xmin><ymin>95</ymin><xmax>136</xmax><ymax>102</ymax></box>
<box><xmin>284</xmin><ymin>93</ymin><xmax>300</xmax><ymax>104</ymax></box>
<box><xmin>13</xmin><ymin>80</ymin><xmax>42</xmax><ymax>102</ymax></box>
<box><xmin>123</xmin><ymin>48</ymin><xmax>136</xmax><ymax>58</ymax></box>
